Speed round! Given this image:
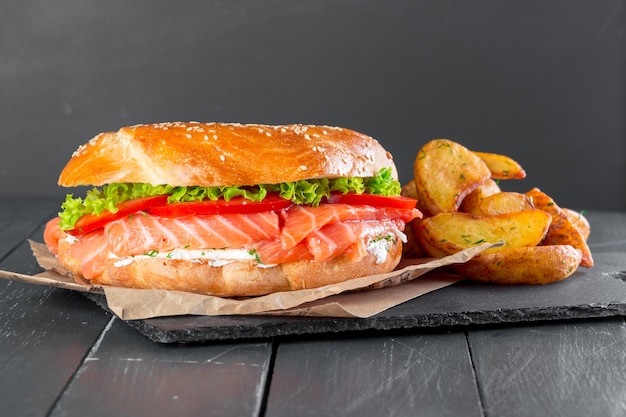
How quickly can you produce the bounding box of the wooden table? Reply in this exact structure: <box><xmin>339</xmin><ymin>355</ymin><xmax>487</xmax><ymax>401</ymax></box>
<box><xmin>1</xmin><ymin>198</ymin><xmax>625</xmax><ymax>417</ymax></box>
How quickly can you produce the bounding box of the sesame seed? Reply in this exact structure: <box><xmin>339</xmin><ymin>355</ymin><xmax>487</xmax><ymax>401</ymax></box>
<box><xmin>220</xmin><ymin>155</ymin><xmax>226</xmax><ymax>161</ymax></box>
<box><xmin>186</xmin><ymin>133</ymin><xmax>192</xmax><ymax>139</ymax></box>
<box><xmin>299</xmin><ymin>165</ymin><xmax>307</xmax><ymax>170</ymax></box>
<box><xmin>213</xmin><ymin>135</ymin><xmax>219</xmax><ymax>140</ymax></box>
<box><xmin>204</xmin><ymin>135</ymin><xmax>209</xmax><ymax>141</ymax></box>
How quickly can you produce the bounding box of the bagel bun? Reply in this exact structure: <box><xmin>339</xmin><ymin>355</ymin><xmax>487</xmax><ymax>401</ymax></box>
<box><xmin>56</xmin><ymin>234</ymin><xmax>403</xmax><ymax>297</ymax></box>
<box><xmin>59</xmin><ymin>122</ymin><xmax>397</xmax><ymax>187</ymax></box>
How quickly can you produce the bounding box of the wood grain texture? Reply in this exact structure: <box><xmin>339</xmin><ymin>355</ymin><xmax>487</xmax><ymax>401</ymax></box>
<box><xmin>2</xmin><ymin>197</ymin><xmax>626</xmax><ymax>416</ymax></box>
<box><xmin>49</xmin><ymin>318</ymin><xmax>274</xmax><ymax>417</ymax></box>
<box><xmin>0</xmin><ymin>198</ymin><xmax>57</xmax><ymax>257</ymax></box>
<box><xmin>0</xmin><ymin>201</ymin><xmax>112</xmax><ymax>417</ymax></box>
<box><xmin>0</xmin><ymin>197</ymin><xmax>274</xmax><ymax>417</ymax></box>
<box><xmin>266</xmin><ymin>332</ymin><xmax>483</xmax><ymax>417</ymax></box>
<box><xmin>468</xmin><ymin>318</ymin><xmax>626</xmax><ymax>417</ymax></box>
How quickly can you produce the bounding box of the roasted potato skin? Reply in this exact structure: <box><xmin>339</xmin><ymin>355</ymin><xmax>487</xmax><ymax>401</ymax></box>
<box><xmin>459</xmin><ymin>179</ymin><xmax>501</xmax><ymax>213</ymax></box>
<box><xmin>400</xmin><ymin>179</ymin><xmax>418</xmax><ymax>200</ymax></box>
<box><xmin>526</xmin><ymin>188</ymin><xmax>593</xmax><ymax>268</ymax></box>
<box><xmin>473</xmin><ymin>151</ymin><xmax>527</xmax><ymax>180</ymax></box>
<box><xmin>453</xmin><ymin>245</ymin><xmax>582</xmax><ymax>285</ymax></box>
<box><xmin>404</xmin><ymin>138</ymin><xmax>591</xmax><ymax>285</ymax></box>
<box><xmin>414</xmin><ymin>210</ymin><xmax>552</xmax><ymax>257</ymax></box>
<box><xmin>413</xmin><ymin>139</ymin><xmax>491</xmax><ymax>216</ymax></box>
<box><xmin>562</xmin><ymin>207</ymin><xmax>591</xmax><ymax>241</ymax></box>
<box><xmin>465</xmin><ymin>191</ymin><xmax>534</xmax><ymax>216</ymax></box>
<box><xmin>400</xmin><ymin>180</ymin><xmax>427</xmax><ymax>258</ymax></box>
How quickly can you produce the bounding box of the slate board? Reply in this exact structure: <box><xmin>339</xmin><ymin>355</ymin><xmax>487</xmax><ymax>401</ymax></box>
<box><xmin>86</xmin><ymin>252</ymin><xmax>626</xmax><ymax>343</ymax></box>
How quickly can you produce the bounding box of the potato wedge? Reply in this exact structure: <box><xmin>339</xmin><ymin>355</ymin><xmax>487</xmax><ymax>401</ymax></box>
<box><xmin>400</xmin><ymin>180</ymin><xmax>427</xmax><ymax>257</ymax></box>
<box><xmin>473</xmin><ymin>151</ymin><xmax>527</xmax><ymax>180</ymax></box>
<box><xmin>414</xmin><ymin>139</ymin><xmax>491</xmax><ymax>216</ymax></box>
<box><xmin>414</xmin><ymin>210</ymin><xmax>552</xmax><ymax>257</ymax></box>
<box><xmin>562</xmin><ymin>208</ymin><xmax>591</xmax><ymax>241</ymax></box>
<box><xmin>454</xmin><ymin>245</ymin><xmax>582</xmax><ymax>284</ymax></box>
<box><xmin>525</xmin><ymin>188</ymin><xmax>593</xmax><ymax>267</ymax></box>
<box><xmin>403</xmin><ymin>219</ymin><xmax>427</xmax><ymax>258</ymax></box>
<box><xmin>400</xmin><ymin>179</ymin><xmax>418</xmax><ymax>200</ymax></box>
<box><xmin>467</xmin><ymin>191</ymin><xmax>534</xmax><ymax>216</ymax></box>
<box><xmin>459</xmin><ymin>179</ymin><xmax>501</xmax><ymax>213</ymax></box>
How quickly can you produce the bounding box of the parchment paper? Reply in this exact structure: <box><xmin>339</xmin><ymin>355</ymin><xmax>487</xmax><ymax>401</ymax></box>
<box><xmin>0</xmin><ymin>240</ymin><xmax>496</xmax><ymax>320</ymax></box>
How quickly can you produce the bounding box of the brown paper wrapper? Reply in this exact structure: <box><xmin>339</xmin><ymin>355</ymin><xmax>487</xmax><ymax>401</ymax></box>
<box><xmin>0</xmin><ymin>240</ymin><xmax>496</xmax><ymax>320</ymax></box>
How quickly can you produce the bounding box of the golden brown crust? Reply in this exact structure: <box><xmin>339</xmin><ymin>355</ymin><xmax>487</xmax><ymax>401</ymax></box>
<box><xmin>57</xmin><ymin>239</ymin><xmax>403</xmax><ymax>297</ymax></box>
<box><xmin>453</xmin><ymin>245</ymin><xmax>582</xmax><ymax>285</ymax></box>
<box><xmin>59</xmin><ymin>122</ymin><xmax>396</xmax><ymax>187</ymax></box>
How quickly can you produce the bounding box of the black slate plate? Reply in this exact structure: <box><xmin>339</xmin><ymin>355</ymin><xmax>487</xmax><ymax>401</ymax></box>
<box><xmin>88</xmin><ymin>252</ymin><xmax>626</xmax><ymax>343</ymax></box>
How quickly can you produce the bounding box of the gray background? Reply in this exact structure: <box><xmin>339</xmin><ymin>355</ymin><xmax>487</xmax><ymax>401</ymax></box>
<box><xmin>1</xmin><ymin>0</ymin><xmax>624</xmax><ymax>210</ymax></box>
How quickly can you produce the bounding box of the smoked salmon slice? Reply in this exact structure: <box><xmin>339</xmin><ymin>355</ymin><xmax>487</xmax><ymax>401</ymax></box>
<box><xmin>254</xmin><ymin>239</ymin><xmax>313</xmax><ymax>265</ymax></box>
<box><xmin>43</xmin><ymin>202</ymin><xmax>419</xmax><ymax>280</ymax></box>
<box><xmin>280</xmin><ymin>204</ymin><xmax>420</xmax><ymax>249</ymax></box>
<box><xmin>105</xmin><ymin>211</ymin><xmax>280</xmax><ymax>257</ymax></box>
<box><xmin>255</xmin><ymin>219</ymin><xmax>405</xmax><ymax>264</ymax></box>
<box><xmin>307</xmin><ymin>222</ymin><xmax>357</xmax><ymax>262</ymax></box>
<box><xmin>43</xmin><ymin>217</ymin><xmax>62</xmax><ymax>255</ymax></box>
<box><xmin>67</xmin><ymin>229</ymin><xmax>108</xmax><ymax>279</ymax></box>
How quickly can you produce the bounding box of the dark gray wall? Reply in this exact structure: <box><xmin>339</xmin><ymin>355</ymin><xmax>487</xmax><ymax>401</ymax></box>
<box><xmin>1</xmin><ymin>0</ymin><xmax>624</xmax><ymax>210</ymax></box>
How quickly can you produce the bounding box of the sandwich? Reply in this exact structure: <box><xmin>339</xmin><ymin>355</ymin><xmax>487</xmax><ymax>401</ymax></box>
<box><xmin>43</xmin><ymin>122</ymin><xmax>422</xmax><ymax>297</ymax></box>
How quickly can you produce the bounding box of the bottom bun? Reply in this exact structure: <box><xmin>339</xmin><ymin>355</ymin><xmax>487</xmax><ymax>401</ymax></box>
<box><xmin>63</xmin><ymin>243</ymin><xmax>403</xmax><ymax>297</ymax></box>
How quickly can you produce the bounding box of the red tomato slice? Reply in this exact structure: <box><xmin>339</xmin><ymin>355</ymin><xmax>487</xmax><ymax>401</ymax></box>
<box><xmin>67</xmin><ymin>193</ymin><xmax>415</xmax><ymax>235</ymax></box>
<box><xmin>147</xmin><ymin>194</ymin><xmax>293</xmax><ymax>217</ymax></box>
<box><xmin>325</xmin><ymin>193</ymin><xmax>417</xmax><ymax>209</ymax></box>
<box><xmin>68</xmin><ymin>195</ymin><xmax>169</xmax><ymax>236</ymax></box>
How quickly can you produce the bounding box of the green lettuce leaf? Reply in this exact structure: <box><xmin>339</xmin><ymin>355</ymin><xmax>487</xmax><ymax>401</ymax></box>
<box><xmin>58</xmin><ymin>168</ymin><xmax>400</xmax><ymax>231</ymax></box>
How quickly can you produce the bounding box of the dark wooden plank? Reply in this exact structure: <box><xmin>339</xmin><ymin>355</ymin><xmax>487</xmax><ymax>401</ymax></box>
<box><xmin>0</xmin><ymin>207</ymin><xmax>112</xmax><ymax>417</ymax></box>
<box><xmin>0</xmin><ymin>198</ymin><xmax>57</xmax><ymax>258</ymax></box>
<box><xmin>49</xmin><ymin>318</ymin><xmax>274</xmax><ymax>417</ymax></box>
<box><xmin>265</xmin><ymin>332</ymin><xmax>483</xmax><ymax>417</ymax></box>
<box><xmin>0</xmin><ymin>280</ymin><xmax>112</xmax><ymax>417</ymax></box>
<box><xmin>468</xmin><ymin>318</ymin><xmax>626</xmax><ymax>417</ymax></box>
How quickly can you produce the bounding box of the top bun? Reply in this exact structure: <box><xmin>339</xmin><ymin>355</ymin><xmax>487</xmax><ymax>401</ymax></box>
<box><xmin>58</xmin><ymin>122</ymin><xmax>397</xmax><ymax>187</ymax></box>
